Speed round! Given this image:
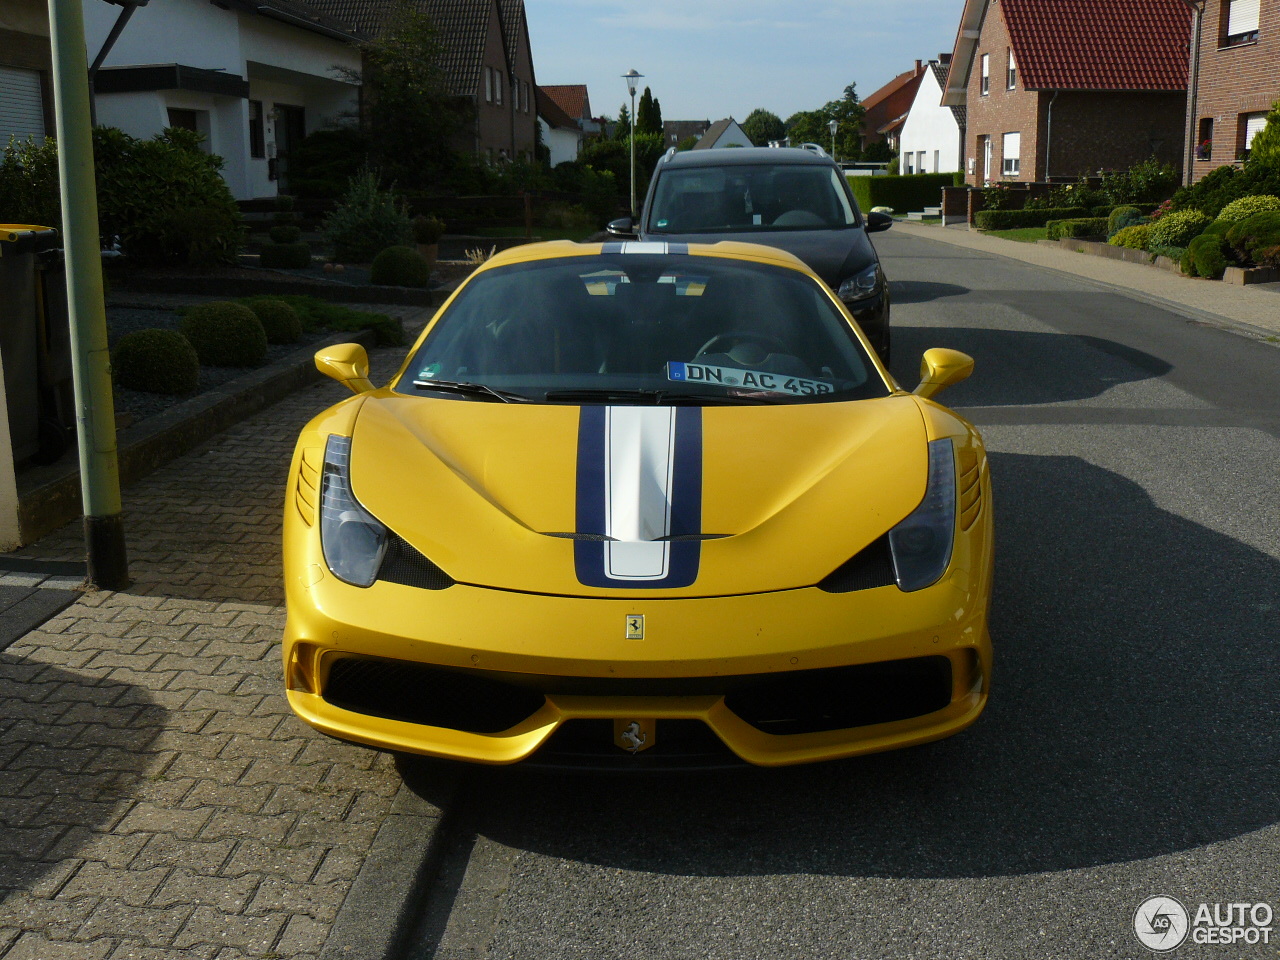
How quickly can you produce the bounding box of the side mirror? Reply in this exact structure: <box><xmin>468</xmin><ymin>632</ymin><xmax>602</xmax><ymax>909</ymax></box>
<box><xmin>865</xmin><ymin>211</ymin><xmax>893</xmax><ymax>233</ymax></box>
<box><xmin>913</xmin><ymin>348</ymin><xmax>974</xmax><ymax>400</ymax></box>
<box><xmin>316</xmin><ymin>343</ymin><xmax>374</xmax><ymax>394</ymax></box>
<box><xmin>607</xmin><ymin>217</ymin><xmax>637</xmax><ymax>238</ymax></box>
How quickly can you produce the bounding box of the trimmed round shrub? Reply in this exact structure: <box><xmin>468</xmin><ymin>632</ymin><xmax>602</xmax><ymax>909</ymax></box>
<box><xmin>1107</xmin><ymin>205</ymin><xmax>1142</xmax><ymax>237</ymax></box>
<box><xmin>112</xmin><ymin>329</ymin><xmax>200</xmax><ymax>395</ymax></box>
<box><xmin>1202</xmin><ymin>217</ymin><xmax>1232</xmax><ymax>237</ymax></box>
<box><xmin>1184</xmin><ymin>233</ymin><xmax>1230</xmax><ymax>278</ymax></box>
<box><xmin>1109</xmin><ymin>224</ymin><xmax>1151</xmax><ymax>249</ymax></box>
<box><xmin>1215</xmin><ymin>194</ymin><xmax>1280</xmax><ymax>224</ymax></box>
<box><xmin>1147</xmin><ymin>209</ymin><xmax>1211</xmax><ymax>249</ymax></box>
<box><xmin>1225</xmin><ymin>211</ymin><xmax>1280</xmax><ymax>263</ymax></box>
<box><xmin>243</xmin><ymin>298</ymin><xmax>302</xmax><ymax>344</ymax></box>
<box><xmin>1149</xmin><ymin>244</ymin><xmax>1186</xmax><ymax>263</ymax></box>
<box><xmin>179</xmin><ymin>301</ymin><xmax>267</xmax><ymax>367</ymax></box>
<box><xmin>269</xmin><ymin>224</ymin><xmax>301</xmax><ymax>244</ymax></box>
<box><xmin>259</xmin><ymin>241</ymin><xmax>312</xmax><ymax>270</ymax></box>
<box><xmin>412</xmin><ymin>214</ymin><xmax>445</xmax><ymax>245</ymax></box>
<box><xmin>370</xmin><ymin>245</ymin><xmax>430</xmax><ymax>287</ymax></box>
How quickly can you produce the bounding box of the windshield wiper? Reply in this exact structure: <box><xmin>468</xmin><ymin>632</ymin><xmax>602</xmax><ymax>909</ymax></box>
<box><xmin>542</xmin><ymin>388</ymin><xmax>774</xmax><ymax>405</ymax></box>
<box><xmin>411</xmin><ymin>379</ymin><xmax>530</xmax><ymax>403</ymax></box>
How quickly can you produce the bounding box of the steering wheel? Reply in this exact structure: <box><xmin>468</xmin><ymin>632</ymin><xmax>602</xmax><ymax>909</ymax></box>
<box><xmin>694</xmin><ymin>331</ymin><xmax>791</xmax><ymax>361</ymax></box>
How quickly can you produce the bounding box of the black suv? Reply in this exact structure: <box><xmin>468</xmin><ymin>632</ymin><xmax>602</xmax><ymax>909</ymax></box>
<box><xmin>609</xmin><ymin>145</ymin><xmax>894</xmax><ymax>360</ymax></box>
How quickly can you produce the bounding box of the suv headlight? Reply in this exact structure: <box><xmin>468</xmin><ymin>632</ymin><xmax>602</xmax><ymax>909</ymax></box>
<box><xmin>889</xmin><ymin>439</ymin><xmax>956</xmax><ymax>591</ymax></box>
<box><xmin>838</xmin><ymin>264</ymin><xmax>880</xmax><ymax>302</ymax></box>
<box><xmin>319</xmin><ymin>434</ymin><xmax>388</xmax><ymax>587</ymax></box>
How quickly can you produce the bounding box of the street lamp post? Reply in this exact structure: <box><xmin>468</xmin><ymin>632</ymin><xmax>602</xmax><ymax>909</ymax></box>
<box><xmin>623</xmin><ymin>69</ymin><xmax>643</xmax><ymax>219</ymax></box>
<box><xmin>829</xmin><ymin>119</ymin><xmax>838</xmax><ymax>161</ymax></box>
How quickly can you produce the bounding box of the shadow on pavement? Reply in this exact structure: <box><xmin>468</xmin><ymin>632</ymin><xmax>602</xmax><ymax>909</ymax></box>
<box><xmin>889</xmin><ymin>280</ymin><xmax>970</xmax><ymax>305</ymax></box>
<box><xmin>0</xmin><ymin>654</ymin><xmax>167</xmax><ymax>896</ymax></box>
<box><xmin>888</xmin><ymin>325</ymin><xmax>1171</xmax><ymax>406</ymax></box>
<box><xmin>405</xmin><ymin>452</ymin><xmax>1280</xmax><ymax>879</ymax></box>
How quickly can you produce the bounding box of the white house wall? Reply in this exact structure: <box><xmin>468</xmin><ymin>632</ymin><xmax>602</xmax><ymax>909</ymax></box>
<box><xmin>539</xmin><ymin>120</ymin><xmax>581</xmax><ymax>166</ymax></box>
<box><xmin>82</xmin><ymin>0</ymin><xmax>241</xmax><ymax>73</ymax></box>
<box><xmin>899</xmin><ymin>68</ymin><xmax>962</xmax><ymax>174</ymax></box>
<box><xmin>708</xmin><ymin>120</ymin><xmax>751</xmax><ymax>149</ymax></box>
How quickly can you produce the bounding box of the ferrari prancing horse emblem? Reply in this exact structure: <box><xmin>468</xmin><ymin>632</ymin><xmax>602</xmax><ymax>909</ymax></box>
<box><xmin>614</xmin><ymin>719</ymin><xmax>656</xmax><ymax>753</ymax></box>
<box><xmin>625</xmin><ymin>615</ymin><xmax>644</xmax><ymax>640</ymax></box>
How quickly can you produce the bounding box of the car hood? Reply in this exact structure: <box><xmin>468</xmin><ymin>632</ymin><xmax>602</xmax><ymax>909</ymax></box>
<box><xmin>348</xmin><ymin>394</ymin><xmax>927</xmax><ymax>597</ymax></box>
<box><xmin>643</xmin><ymin>228</ymin><xmax>877</xmax><ymax>288</ymax></box>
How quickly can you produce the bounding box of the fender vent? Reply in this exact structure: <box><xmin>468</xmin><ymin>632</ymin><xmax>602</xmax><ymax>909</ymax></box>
<box><xmin>817</xmin><ymin>535</ymin><xmax>896</xmax><ymax>593</ymax></box>
<box><xmin>959</xmin><ymin>456</ymin><xmax>983</xmax><ymax>532</ymax></box>
<box><xmin>294</xmin><ymin>447</ymin><xmax>321</xmax><ymax>525</ymax></box>
<box><xmin>377</xmin><ymin>534</ymin><xmax>455</xmax><ymax>590</ymax></box>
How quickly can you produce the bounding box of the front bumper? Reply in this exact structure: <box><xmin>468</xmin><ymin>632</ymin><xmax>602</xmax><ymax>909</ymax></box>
<box><xmin>284</xmin><ymin>568</ymin><xmax>991</xmax><ymax>767</ymax></box>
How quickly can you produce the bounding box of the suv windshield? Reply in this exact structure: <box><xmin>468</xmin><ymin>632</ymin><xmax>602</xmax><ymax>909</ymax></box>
<box><xmin>395</xmin><ymin>254</ymin><xmax>887</xmax><ymax>405</ymax></box>
<box><xmin>646</xmin><ymin>164</ymin><xmax>859</xmax><ymax>234</ymax></box>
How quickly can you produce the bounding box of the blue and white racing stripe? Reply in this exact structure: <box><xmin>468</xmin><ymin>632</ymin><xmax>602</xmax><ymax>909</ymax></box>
<box><xmin>600</xmin><ymin>241</ymin><xmax>690</xmax><ymax>255</ymax></box>
<box><xmin>574</xmin><ymin>406</ymin><xmax>702</xmax><ymax>589</ymax></box>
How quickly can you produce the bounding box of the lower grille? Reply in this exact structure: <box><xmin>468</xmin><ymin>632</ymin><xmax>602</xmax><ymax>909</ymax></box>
<box><xmin>324</xmin><ymin>658</ymin><xmax>545</xmax><ymax>734</ymax></box>
<box><xmin>724</xmin><ymin>656</ymin><xmax>952</xmax><ymax>735</ymax></box>
<box><xmin>529</xmin><ymin>719</ymin><xmax>742</xmax><ymax>770</ymax></box>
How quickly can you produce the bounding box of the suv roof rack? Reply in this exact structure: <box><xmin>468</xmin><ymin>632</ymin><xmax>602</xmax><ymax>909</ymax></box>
<box><xmin>798</xmin><ymin>143</ymin><xmax>829</xmax><ymax>158</ymax></box>
<box><xmin>663</xmin><ymin>146</ymin><xmax>678</xmax><ymax>162</ymax></box>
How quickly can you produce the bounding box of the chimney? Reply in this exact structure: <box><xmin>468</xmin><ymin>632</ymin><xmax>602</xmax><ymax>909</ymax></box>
<box><xmin>916</xmin><ymin>59</ymin><xmax>923</xmax><ymax>73</ymax></box>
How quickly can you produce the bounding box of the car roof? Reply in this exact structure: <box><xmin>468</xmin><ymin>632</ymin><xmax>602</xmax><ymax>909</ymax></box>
<box><xmin>658</xmin><ymin>147</ymin><xmax>837</xmax><ymax>169</ymax></box>
<box><xmin>480</xmin><ymin>239</ymin><xmax>815</xmax><ymax>275</ymax></box>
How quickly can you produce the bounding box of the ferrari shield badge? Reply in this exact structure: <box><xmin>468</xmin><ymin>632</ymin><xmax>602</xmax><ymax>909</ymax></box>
<box><xmin>614</xmin><ymin>719</ymin><xmax>656</xmax><ymax>754</ymax></box>
<box><xmin>625</xmin><ymin>615</ymin><xmax>644</xmax><ymax>640</ymax></box>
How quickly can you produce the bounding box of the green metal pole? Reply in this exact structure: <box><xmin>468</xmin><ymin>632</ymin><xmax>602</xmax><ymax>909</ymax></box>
<box><xmin>48</xmin><ymin>0</ymin><xmax>129</xmax><ymax>590</ymax></box>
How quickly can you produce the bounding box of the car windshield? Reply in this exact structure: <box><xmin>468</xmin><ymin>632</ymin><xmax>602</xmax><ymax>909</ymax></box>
<box><xmin>646</xmin><ymin>164</ymin><xmax>859</xmax><ymax>234</ymax></box>
<box><xmin>394</xmin><ymin>253</ymin><xmax>888</xmax><ymax>405</ymax></box>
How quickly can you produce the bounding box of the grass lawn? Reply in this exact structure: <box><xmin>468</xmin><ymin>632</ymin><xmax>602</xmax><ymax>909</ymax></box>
<box><xmin>468</xmin><ymin>225</ymin><xmax>597</xmax><ymax>242</ymax></box>
<box><xmin>981</xmin><ymin>227</ymin><xmax>1048</xmax><ymax>243</ymax></box>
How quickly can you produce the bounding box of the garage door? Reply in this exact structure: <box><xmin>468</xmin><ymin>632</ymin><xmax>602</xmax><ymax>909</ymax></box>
<box><xmin>0</xmin><ymin>65</ymin><xmax>46</xmax><ymax>143</ymax></box>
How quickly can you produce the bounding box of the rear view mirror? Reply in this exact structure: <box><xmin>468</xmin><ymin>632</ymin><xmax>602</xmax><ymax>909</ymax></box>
<box><xmin>316</xmin><ymin>343</ymin><xmax>374</xmax><ymax>394</ymax></box>
<box><xmin>865</xmin><ymin>211</ymin><xmax>893</xmax><ymax>233</ymax></box>
<box><xmin>607</xmin><ymin>217</ymin><xmax>637</xmax><ymax>238</ymax></box>
<box><xmin>913</xmin><ymin>348</ymin><xmax>974</xmax><ymax>400</ymax></box>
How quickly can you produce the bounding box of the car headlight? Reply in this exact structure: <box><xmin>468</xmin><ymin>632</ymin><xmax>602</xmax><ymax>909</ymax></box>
<box><xmin>889</xmin><ymin>438</ymin><xmax>956</xmax><ymax>591</ymax></box>
<box><xmin>319</xmin><ymin>434</ymin><xmax>388</xmax><ymax>587</ymax></box>
<box><xmin>838</xmin><ymin>265</ymin><xmax>879</xmax><ymax>302</ymax></box>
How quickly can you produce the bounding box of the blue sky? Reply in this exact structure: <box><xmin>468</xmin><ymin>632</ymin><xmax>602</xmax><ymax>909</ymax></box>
<box><xmin>527</xmin><ymin>0</ymin><xmax>964</xmax><ymax>123</ymax></box>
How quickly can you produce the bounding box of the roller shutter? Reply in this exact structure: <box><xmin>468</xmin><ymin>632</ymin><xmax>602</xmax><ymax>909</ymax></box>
<box><xmin>0</xmin><ymin>65</ymin><xmax>46</xmax><ymax>142</ymax></box>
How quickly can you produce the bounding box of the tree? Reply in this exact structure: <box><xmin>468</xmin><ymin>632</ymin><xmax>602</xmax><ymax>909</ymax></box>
<box><xmin>785</xmin><ymin>110</ymin><xmax>828</xmax><ymax>147</ymax></box>
<box><xmin>1249</xmin><ymin>100</ymin><xmax>1280</xmax><ymax>162</ymax></box>
<box><xmin>785</xmin><ymin>83</ymin><xmax>866</xmax><ymax>160</ymax></box>
<box><xmin>614</xmin><ymin>103</ymin><xmax>631</xmax><ymax>140</ymax></box>
<box><xmin>636</xmin><ymin>87</ymin><xmax>662</xmax><ymax>135</ymax></box>
<box><xmin>742</xmin><ymin>109</ymin><xmax>785</xmax><ymax>146</ymax></box>
<box><xmin>349</xmin><ymin>7</ymin><xmax>470</xmax><ymax>187</ymax></box>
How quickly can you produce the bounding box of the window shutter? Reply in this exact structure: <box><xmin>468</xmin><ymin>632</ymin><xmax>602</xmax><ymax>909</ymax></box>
<box><xmin>1245</xmin><ymin>112</ymin><xmax>1268</xmax><ymax>149</ymax></box>
<box><xmin>1227</xmin><ymin>0</ymin><xmax>1260</xmax><ymax>35</ymax></box>
<box><xmin>0</xmin><ymin>66</ymin><xmax>46</xmax><ymax>142</ymax></box>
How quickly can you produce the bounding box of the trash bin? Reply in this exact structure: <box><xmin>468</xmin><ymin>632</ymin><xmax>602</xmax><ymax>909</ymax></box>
<box><xmin>0</xmin><ymin>225</ymin><xmax>75</xmax><ymax>465</ymax></box>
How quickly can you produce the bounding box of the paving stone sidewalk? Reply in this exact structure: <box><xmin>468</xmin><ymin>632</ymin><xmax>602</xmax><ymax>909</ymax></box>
<box><xmin>0</xmin><ymin>307</ymin><xmax>432</xmax><ymax>960</ymax></box>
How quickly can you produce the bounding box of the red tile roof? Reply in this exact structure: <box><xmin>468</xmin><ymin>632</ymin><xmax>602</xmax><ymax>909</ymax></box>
<box><xmin>1002</xmin><ymin>0</ymin><xmax>1191</xmax><ymax>91</ymax></box>
<box><xmin>541</xmin><ymin>84</ymin><xmax>590</xmax><ymax>121</ymax></box>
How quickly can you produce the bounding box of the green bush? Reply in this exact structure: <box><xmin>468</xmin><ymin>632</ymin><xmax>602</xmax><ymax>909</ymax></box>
<box><xmin>370</xmin><ymin>245</ymin><xmax>430</xmax><ymax>287</ymax></box>
<box><xmin>1202</xmin><ymin>218</ymin><xmax>1233</xmax><ymax>237</ymax></box>
<box><xmin>286</xmin><ymin>129</ymin><xmax>370</xmax><ymax>200</ymax></box>
<box><xmin>1225</xmin><ymin>211</ymin><xmax>1280</xmax><ymax>265</ymax></box>
<box><xmin>1047</xmin><ymin>218</ymin><xmax>1108</xmax><ymax>240</ymax></box>
<box><xmin>1105</xmin><ymin>205</ymin><xmax>1142</xmax><ymax>237</ymax></box>
<box><xmin>1147</xmin><ymin>209</ymin><xmax>1211</xmax><ymax>249</ymax></box>
<box><xmin>243</xmin><ymin>298</ymin><xmax>302</xmax><ymax>344</ymax></box>
<box><xmin>1169</xmin><ymin>155</ymin><xmax>1280</xmax><ymax>219</ymax></box>
<box><xmin>269</xmin><ymin>224</ymin><xmax>301</xmax><ymax>244</ymax></box>
<box><xmin>1109</xmin><ymin>224</ymin><xmax>1152</xmax><ymax>249</ymax></box>
<box><xmin>846</xmin><ymin>173</ymin><xmax>954</xmax><ymax>214</ymax></box>
<box><xmin>179</xmin><ymin>301</ymin><xmax>268</xmax><ymax>366</ymax></box>
<box><xmin>411</xmin><ymin>214</ymin><xmax>445</xmax><ymax>244</ymax></box>
<box><xmin>112</xmin><ymin>329</ymin><xmax>200</xmax><ymax>395</ymax></box>
<box><xmin>1215</xmin><ymin>194</ymin><xmax>1280</xmax><ymax>224</ymax></box>
<box><xmin>1098</xmin><ymin>157</ymin><xmax>1179</xmax><ymax>206</ymax></box>
<box><xmin>1184</xmin><ymin>233</ymin><xmax>1230</xmax><ymax>278</ymax></box>
<box><xmin>974</xmin><ymin>207</ymin><xmax>1089</xmax><ymax>230</ymax></box>
<box><xmin>323</xmin><ymin>169</ymin><xmax>412</xmax><ymax>263</ymax></box>
<box><xmin>1148</xmin><ymin>244</ymin><xmax>1186</xmax><ymax>262</ymax></box>
<box><xmin>241</xmin><ymin>295</ymin><xmax>404</xmax><ymax>346</ymax></box>
<box><xmin>259</xmin><ymin>242</ymin><xmax>312</xmax><ymax>270</ymax></box>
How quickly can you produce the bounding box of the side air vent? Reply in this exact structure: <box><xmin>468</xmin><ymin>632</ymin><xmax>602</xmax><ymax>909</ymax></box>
<box><xmin>959</xmin><ymin>450</ymin><xmax>982</xmax><ymax>532</ymax></box>
<box><xmin>294</xmin><ymin>447</ymin><xmax>321</xmax><ymax>525</ymax></box>
<box><xmin>817</xmin><ymin>535</ymin><xmax>896</xmax><ymax>593</ymax></box>
<box><xmin>377</xmin><ymin>533</ymin><xmax>455</xmax><ymax>590</ymax></box>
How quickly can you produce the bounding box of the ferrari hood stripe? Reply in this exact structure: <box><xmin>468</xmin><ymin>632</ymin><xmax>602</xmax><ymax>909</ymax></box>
<box><xmin>575</xmin><ymin>406</ymin><xmax>702</xmax><ymax>588</ymax></box>
<box><xmin>601</xmin><ymin>241</ymin><xmax>690</xmax><ymax>255</ymax></box>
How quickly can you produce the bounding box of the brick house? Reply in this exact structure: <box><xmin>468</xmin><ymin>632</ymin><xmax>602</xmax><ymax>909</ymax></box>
<box><xmin>310</xmin><ymin>0</ymin><xmax>538</xmax><ymax>159</ymax></box>
<box><xmin>942</xmin><ymin>0</ymin><xmax>1191</xmax><ymax>186</ymax></box>
<box><xmin>1186</xmin><ymin>0</ymin><xmax>1280</xmax><ymax>180</ymax></box>
<box><xmin>860</xmin><ymin>61</ymin><xmax>927</xmax><ymax>153</ymax></box>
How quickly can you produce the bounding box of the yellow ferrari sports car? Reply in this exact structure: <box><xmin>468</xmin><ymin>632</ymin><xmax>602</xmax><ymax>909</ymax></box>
<box><xmin>283</xmin><ymin>239</ymin><xmax>992</xmax><ymax>768</ymax></box>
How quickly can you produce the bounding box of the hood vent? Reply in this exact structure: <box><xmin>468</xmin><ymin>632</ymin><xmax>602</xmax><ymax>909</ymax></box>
<box><xmin>377</xmin><ymin>533</ymin><xmax>455</xmax><ymax>590</ymax></box>
<box><xmin>817</xmin><ymin>535</ymin><xmax>896</xmax><ymax>593</ymax></box>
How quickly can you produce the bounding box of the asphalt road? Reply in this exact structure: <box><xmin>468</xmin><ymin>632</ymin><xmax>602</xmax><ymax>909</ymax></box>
<box><xmin>397</xmin><ymin>228</ymin><xmax>1280</xmax><ymax>960</ymax></box>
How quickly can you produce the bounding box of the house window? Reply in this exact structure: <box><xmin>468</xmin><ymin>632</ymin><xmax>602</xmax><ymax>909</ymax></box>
<box><xmin>1197</xmin><ymin>117</ymin><xmax>1213</xmax><ymax>160</ymax></box>
<box><xmin>485</xmin><ymin>68</ymin><xmax>493</xmax><ymax>103</ymax></box>
<box><xmin>495</xmin><ymin>71</ymin><xmax>503</xmax><ymax>106</ymax></box>
<box><xmin>0</xmin><ymin>65</ymin><xmax>47</xmax><ymax>142</ymax></box>
<box><xmin>1240</xmin><ymin>111</ymin><xmax>1268</xmax><ymax>157</ymax></box>
<box><xmin>1222</xmin><ymin>0</ymin><xmax>1260</xmax><ymax>44</ymax></box>
<box><xmin>905</xmin><ymin>155</ymin><xmax>914</xmax><ymax>174</ymax></box>
<box><xmin>1002</xmin><ymin>131</ymin><xmax>1020</xmax><ymax>176</ymax></box>
<box><xmin>933</xmin><ymin>150</ymin><xmax>940</xmax><ymax>173</ymax></box>
<box><xmin>980</xmin><ymin>54</ymin><xmax>990</xmax><ymax>95</ymax></box>
<box><xmin>918</xmin><ymin>151</ymin><xmax>926</xmax><ymax>175</ymax></box>
<box><xmin>248</xmin><ymin>100</ymin><xmax>265</xmax><ymax>159</ymax></box>
<box><xmin>1007</xmin><ymin>49</ymin><xmax>1017</xmax><ymax>89</ymax></box>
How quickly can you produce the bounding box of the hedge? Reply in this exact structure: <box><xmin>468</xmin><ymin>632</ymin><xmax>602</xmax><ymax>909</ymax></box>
<box><xmin>975</xmin><ymin>207</ymin><xmax>1089</xmax><ymax>230</ymax></box>
<box><xmin>1047</xmin><ymin>218</ymin><xmax>1107</xmax><ymax>240</ymax></box>
<box><xmin>847</xmin><ymin>173</ymin><xmax>954</xmax><ymax>215</ymax></box>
